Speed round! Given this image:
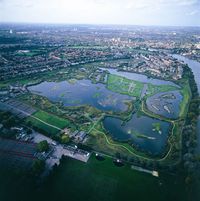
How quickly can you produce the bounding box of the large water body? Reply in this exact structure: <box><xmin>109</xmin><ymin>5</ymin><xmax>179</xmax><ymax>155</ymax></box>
<box><xmin>103</xmin><ymin>114</ymin><xmax>171</xmax><ymax>155</ymax></box>
<box><xmin>146</xmin><ymin>90</ymin><xmax>183</xmax><ymax>119</ymax></box>
<box><xmin>173</xmin><ymin>55</ymin><xmax>200</xmax><ymax>154</ymax></box>
<box><xmin>28</xmin><ymin>79</ymin><xmax>134</xmax><ymax>112</ymax></box>
<box><xmin>104</xmin><ymin>55</ymin><xmax>200</xmax><ymax>154</ymax></box>
<box><xmin>29</xmin><ymin>64</ymin><xmax>188</xmax><ymax>155</ymax></box>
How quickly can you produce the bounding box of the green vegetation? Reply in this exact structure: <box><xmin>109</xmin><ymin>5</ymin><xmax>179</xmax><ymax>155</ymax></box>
<box><xmin>39</xmin><ymin>156</ymin><xmax>187</xmax><ymax>201</ymax></box>
<box><xmin>92</xmin><ymin>92</ymin><xmax>101</xmax><ymax>98</ymax></box>
<box><xmin>59</xmin><ymin>93</ymin><xmax>65</xmax><ymax>98</ymax></box>
<box><xmin>68</xmin><ymin>79</ymin><xmax>77</xmax><ymax>84</ymax></box>
<box><xmin>152</xmin><ymin>123</ymin><xmax>161</xmax><ymax>132</ymax></box>
<box><xmin>179</xmin><ymin>81</ymin><xmax>191</xmax><ymax>117</ymax></box>
<box><xmin>128</xmin><ymin>129</ymin><xmax>154</xmax><ymax>139</ymax></box>
<box><xmin>0</xmin><ymin>111</ymin><xmax>20</xmax><ymax>139</ymax></box>
<box><xmin>107</xmin><ymin>74</ymin><xmax>179</xmax><ymax>100</ymax></box>
<box><xmin>0</xmin><ymin>155</ymin><xmax>190</xmax><ymax>201</ymax></box>
<box><xmin>26</xmin><ymin>110</ymin><xmax>69</xmax><ymax>136</ymax></box>
<box><xmin>147</xmin><ymin>84</ymin><xmax>179</xmax><ymax>97</ymax></box>
<box><xmin>31</xmin><ymin>159</ymin><xmax>45</xmax><ymax>176</ymax></box>
<box><xmin>107</xmin><ymin>74</ymin><xmax>143</xmax><ymax>98</ymax></box>
<box><xmin>87</xmin><ymin>122</ymin><xmax>159</xmax><ymax>160</ymax></box>
<box><xmin>16</xmin><ymin>49</ymin><xmax>46</xmax><ymax>57</ymax></box>
<box><xmin>37</xmin><ymin>140</ymin><xmax>49</xmax><ymax>152</ymax></box>
<box><xmin>60</xmin><ymin>134</ymin><xmax>70</xmax><ymax>144</ymax></box>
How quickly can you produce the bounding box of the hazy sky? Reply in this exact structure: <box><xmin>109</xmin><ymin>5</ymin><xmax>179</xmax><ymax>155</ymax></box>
<box><xmin>0</xmin><ymin>0</ymin><xmax>200</xmax><ymax>26</ymax></box>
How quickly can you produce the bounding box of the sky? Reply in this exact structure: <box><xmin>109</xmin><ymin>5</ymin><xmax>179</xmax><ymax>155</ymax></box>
<box><xmin>0</xmin><ymin>0</ymin><xmax>200</xmax><ymax>26</ymax></box>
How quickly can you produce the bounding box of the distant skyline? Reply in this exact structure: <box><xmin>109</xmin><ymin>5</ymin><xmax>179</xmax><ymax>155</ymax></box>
<box><xmin>0</xmin><ymin>0</ymin><xmax>200</xmax><ymax>26</ymax></box>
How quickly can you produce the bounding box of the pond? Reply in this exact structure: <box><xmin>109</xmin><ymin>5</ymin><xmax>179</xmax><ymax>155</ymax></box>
<box><xmin>146</xmin><ymin>90</ymin><xmax>183</xmax><ymax>119</ymax></box>
<box><xmin>28</xmin><ymin>79</ymin><xmax>134</xmax><ymax>112</ymax></box>
<box><xmin>103</xmin><ymin>114</ymin><xmax>171</xmax><ymax>155</ymax></box>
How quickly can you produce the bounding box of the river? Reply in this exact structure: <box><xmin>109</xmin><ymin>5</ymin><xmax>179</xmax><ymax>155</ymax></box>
<box><xmin>173</xmin><ymin>54</ymin><xmax>200</xmax><ymax>154</ymax></box>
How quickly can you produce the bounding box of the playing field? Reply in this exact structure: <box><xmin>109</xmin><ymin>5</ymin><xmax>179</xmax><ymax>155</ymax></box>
<box><xmin>0</xmin><ymin>154</ymin><xmax>193</xmax><ymax>201</ymax></box>
<box><xmin>26</xmin><ymin>110</ymin><xmax>70</xmax><ymax>136</ymax></box>
<box><xmin>37</xmin><ymin>155</ymin><xmax>187</xmax><ymax>201</ymax></box>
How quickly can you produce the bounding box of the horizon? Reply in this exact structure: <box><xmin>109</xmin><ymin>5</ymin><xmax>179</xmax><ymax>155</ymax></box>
<box><xmin>1</xmin><ymin>21</ymin><xmax>200</xmax><ymax>28</ymax></box>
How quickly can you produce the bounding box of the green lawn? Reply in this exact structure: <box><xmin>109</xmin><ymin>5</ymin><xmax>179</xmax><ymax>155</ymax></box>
<box><xmin>0</xmin><ymin>155</ymin><xmax>191</xmax><ymax>201</ymax></box>
<box><xmin>107</xmin><ymin>74</ymin><xmax>179</xmax><ymax>99</ymax></box>
<box><xmin>16</xmin><ymin>49</ymin><xmax>46</xmax><ymax>57</ymax></box>
<box><xmin>26</xmin><ymin>110</ymin><xmax>70</xmax><ymax>136</ymax></box>
<box><xmin>37</xmin><ymin>155</ymin><xmax>188</xmax><ymax>201</ymax></box>
<box><xmin>147</xmin><ymin>84</ymin><xmax>179</xmax><ymax>97</ymax></box>
<box><xmin>179</xmin><ymin>81</ymin><xmax>191</xmax><ymax>118</ymax></box>
<box><xmin>107</xmin><ymin>74</ymin><xmax>143</xmax><ymax>98</ymax></box>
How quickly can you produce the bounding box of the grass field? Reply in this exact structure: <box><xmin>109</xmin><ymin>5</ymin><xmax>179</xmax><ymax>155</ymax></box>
<box><xmin>179</xmin><ymin>81</ymin><xmax>191</xmax><ymax>118</ymax></box>
<box><xmin>147</xmin><ymin>84</ymin><xmax>179</xmax><ymax>97</ymax></box>
<box><xmin>0</xmin><ymin>155</ymin><xmax>191</xmax><ymax>201</ymax></box>
<box><xmin>107</xmin><ymin>74</ymin><xmax>144</xmax><ymax>98</ymax></box>
<box><xmin>37</xmin><ymin>155</ymin><xmax>187</xmax><ymax>201</ymax></box>
<box><xmin>107</xmin><ymin>74</ymin><xmax>180</xmax><ymax>99</ymax></box>
<box><xmin>16</xmin><ymin>49</ymin><xmax>46</xmax><ymax>57</ymax></box>
<box><xmin>26</xmin><ymin>110</ymin><xmax>70</xmax><ymax>136</ymax></box>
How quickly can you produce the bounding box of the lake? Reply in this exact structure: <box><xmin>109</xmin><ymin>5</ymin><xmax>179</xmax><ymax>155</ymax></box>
<box><xmin>146</xmin><ymin>90</ymin><xmax>183</xmax><ymax>119</ymax></box>
<box><xmin>28</xmin><ymin>67</ymin><xmax>183</xmax><ymax>155</ymax></box>
<box><xmin>28</xmin><ymin>79</ymin><xmax>134</xmax><ymax>112</ymax></box>
<box><xmin>103</xmin><ymin>113</ymin><xmax>171</xmax><ymax>155</ymax></box>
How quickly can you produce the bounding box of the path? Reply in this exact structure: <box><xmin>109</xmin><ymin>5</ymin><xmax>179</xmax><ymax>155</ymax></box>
<box><xmin>1</xmin><ymin>101</ymin><xmax>63</xmax><ymax>131</ymax></box>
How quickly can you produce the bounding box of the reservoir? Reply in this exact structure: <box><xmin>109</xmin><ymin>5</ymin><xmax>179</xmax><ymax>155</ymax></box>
<box><xmin>103</xmin><ymin>114</ymin><xmax>171</xmax><ymax>155</ymax></box>
<box><xmin>28</xmin><ymin>79</ymin><xmax>134</xmax><ymax>112</ymax></box>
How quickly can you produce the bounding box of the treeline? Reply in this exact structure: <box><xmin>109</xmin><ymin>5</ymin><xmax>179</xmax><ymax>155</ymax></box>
<box><xmin>181</xmin><ymin>64</ymin><xmax>200</xmax><ymax>187</ymax></box>
<box><xmin>0</xmin><ymin>111</ymin><xmax>20</xmax><ymax>138</ymax></box>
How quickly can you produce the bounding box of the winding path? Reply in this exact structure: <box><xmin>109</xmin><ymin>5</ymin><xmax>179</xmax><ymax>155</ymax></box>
<box><xmin>87</xmin><ymin>100</ymin><xmax>180</xmax><ymax>162</ymax></box>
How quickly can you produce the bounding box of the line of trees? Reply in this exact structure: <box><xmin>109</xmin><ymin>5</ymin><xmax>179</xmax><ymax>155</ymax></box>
<box><xmin>181</xmin><ymin>64</ymin><xmax>200</xmax><ymax>188</ymax></box>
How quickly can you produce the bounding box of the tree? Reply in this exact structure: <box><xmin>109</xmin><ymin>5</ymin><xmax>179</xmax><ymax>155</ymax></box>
<box><xmin>2</xmin><ymin>116</ymin><xmax>16</xmax><ymax>128</ymax></box>
<box><xmin>27</xmin><ymin>128</ymin><xmax>32</xmax><ymax>135</ymax></box>
<box><xmin>185</xmin><ymin>176</ymin><xmax>192</xmax><ymax>185</ymax></box>
<box><xmin>37</xmin><ymin>140</ymin><xmax>49</xmax><ymax>152</ymax></box>
<box><xmin>61</xmin><ymin>135</ymin><xmax>70</xmax><ymax>144</ymax></box>
<box><xmin>32</xmin><ymin>159</ymin><xmax>45</xmax><ymax>176</ymax></box>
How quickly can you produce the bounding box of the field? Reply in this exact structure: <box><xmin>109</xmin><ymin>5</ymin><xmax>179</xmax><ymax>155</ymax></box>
<box><xmin>107</xmin><ymin>74</ymin><xmax>143</xmax><ymax>98</ymax></box>
<box><xmin>0</xmin><ymin>153</ymin><xmax>195</xmax><ymax>201</ymax></box>
<box><xmin>147</xmin><ymin>84</ymin><xmax>179</xmax><ymax>97</ymax></box>
<box><xmin>37</xmin><ymin>155</ymin><xmax>187</xmax><ymax>201</ymax></box>
<box><xmin>179</xmin><ymin>81</ymin><xmax>191</xmax><ymax>118</ymax></box>
<box><xmin>26</xmin><ymin>110</ymin><xmax>70</xmax><ymax>136</ymax></box>
<box><xmin>16</xmin><ymin>49</ymin><xmax>47</xmax><ymax>57</ymax></box>
<box><xmin>107</xmin><ymin>74</ymin><xmax>180</xmax><ymax>99</ymax></box>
